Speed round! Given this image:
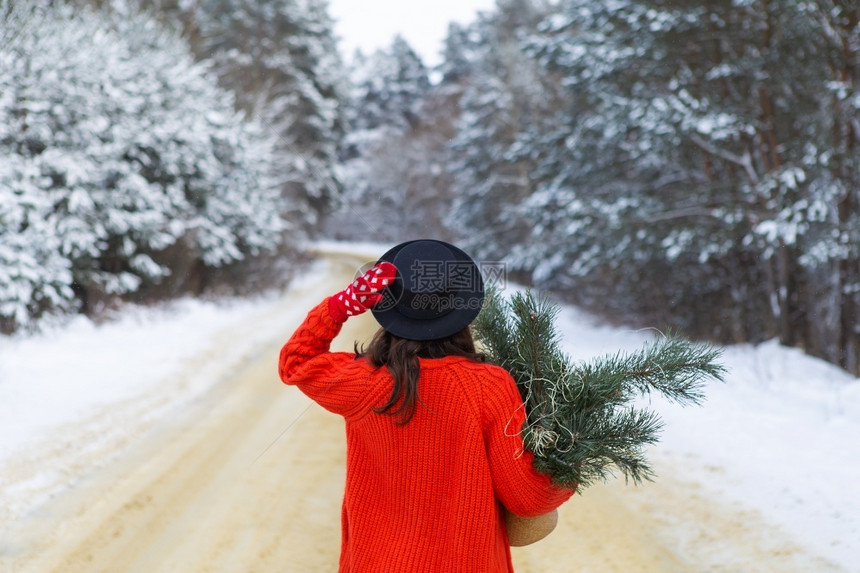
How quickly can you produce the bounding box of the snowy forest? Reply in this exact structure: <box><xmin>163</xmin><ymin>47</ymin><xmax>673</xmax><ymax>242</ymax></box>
<box><xmin>1</xmin><ymin>0</ymin><xmax>859</xmax><ymax>376</ymax></box>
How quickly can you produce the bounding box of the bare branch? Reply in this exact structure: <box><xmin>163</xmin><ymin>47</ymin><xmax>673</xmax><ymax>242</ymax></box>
<box><xmin>689</xmin><ymin>134</ymin><xmax>759</xmax><ymax>183</ymax></box>
<box><xmin>643</xmin><ymin>207</ymin><xmax>720</xmax><ymax>223</ymax></box>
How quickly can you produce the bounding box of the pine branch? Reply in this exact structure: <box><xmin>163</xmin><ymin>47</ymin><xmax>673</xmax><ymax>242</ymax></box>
<box><xmin>474</xmin><ymin>288</ymin><xmax>726</xmax><ymax>490</ymax></box>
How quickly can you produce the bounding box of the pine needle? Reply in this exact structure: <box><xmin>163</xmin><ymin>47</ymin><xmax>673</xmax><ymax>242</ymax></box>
<box><xmin>474</xmin><ymin>287</ymin><xmax>726</xmax><ymax>490</ymax></box>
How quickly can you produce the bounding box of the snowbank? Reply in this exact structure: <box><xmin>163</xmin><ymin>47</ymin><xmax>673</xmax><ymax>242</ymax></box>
<box><xmin>0</xmin><ymin>293</ymin><xmax>288</xmax><ymax>462</ymax></box>
<box><xmin>556</xmin><ymin>304</ymin><xmax>860</xmax><ymax>568</ymax></box>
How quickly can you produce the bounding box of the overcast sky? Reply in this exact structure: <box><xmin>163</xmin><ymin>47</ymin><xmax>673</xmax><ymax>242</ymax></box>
<box><xmin>327</xmin><ymin>0</ymin><xmax>497</xmax><ymax>67</ymax></box>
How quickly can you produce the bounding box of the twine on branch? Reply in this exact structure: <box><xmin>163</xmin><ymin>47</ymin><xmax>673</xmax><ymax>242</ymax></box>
<box><xmin>473</xmin><ymin>288</ymin><xmax>726</xmax><ymax>490</ymax></box>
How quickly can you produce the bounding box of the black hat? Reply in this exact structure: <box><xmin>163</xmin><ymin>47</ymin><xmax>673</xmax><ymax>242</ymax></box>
<box><xmin>371</xmin><ymin>239</ymin><xmax>485</xmax><ymax>341</ymax></box>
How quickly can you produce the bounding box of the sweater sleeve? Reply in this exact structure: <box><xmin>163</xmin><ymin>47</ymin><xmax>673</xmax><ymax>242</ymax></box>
<box><xmin>278</xmin><ymin>298</ymin><xmax>367</xmax><ymax>416</ymax></box>
<box><xmin>482</xmin><ymin>367</ymin><xmax>575</xmax><ymax>517</ymax></box>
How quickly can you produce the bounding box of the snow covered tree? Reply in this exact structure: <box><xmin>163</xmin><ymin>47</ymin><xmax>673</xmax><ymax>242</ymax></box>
<box><xmin>326</xmin><ymin>36</ymin><xmax>442</xmax><ymax>241</ymax></box>
<box><xmin>0</xmin><ymin>144</ymin><xmax>75</xmax><ymax>331</ymax></box>
<box><xmin>435</xmin><ymin>0</ymin><xmax>859</xmax><ymax>374</ymax></box>
<box><xmin>444</xmin><ymin>0</ymin><xmax>560</xmax><ymax>266</ymax></box>
<box><xmin>800</xmin><ymin>1</ymin><xmax>860</xmax><ymax>373</ymax></box>
<box><xmin>193</xmin><ymin>0</ymin><xmax>347</xmax><ymax>228</ymax></box>
<box><xmin>0</xmin><ymin>1</ymin><xmax>285</xmax><ymax>323</ymax></box>
<box><xmin>515</xmin><ymin>0</ymin><xmax>763</xmax><ymax>329</ymax></box>
<box><xmin>0</xmin><ymin>3</ymin><xmax>72</xmax><ymax>330</ymax></box>
<box><xmin>438</xmin><ymin>22</ymin><xmax>480</xmax><ymax>85</ymax></box>
<box><xmin>436</xmin><ymin>16</ymin><xmax>488</xmax><ymax>91</ymax></box>
<box><xmin>473</xmin><ymin>0</ymin><xmax>859</xmax><ymax>372</ymax></box>
<box><xmin>346</xmin><ymin>35</ymin><xmax>431</xmax><ymax>135</ymax></box>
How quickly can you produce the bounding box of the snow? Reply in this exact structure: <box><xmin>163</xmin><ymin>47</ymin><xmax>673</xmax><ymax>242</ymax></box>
<box><xmin>1</xmin><ymin>249</ymin><xmax>858</xmax><ymax>569</ymax></box>
<box><xmin>0</xmin><ymin>292</ymin><xmax>296</xmax><ymax>463</ymax></box>
<box><xmin>556</xmin><ymin>304</ymin><xmax>860</xmax><ymax>569</ymax></box>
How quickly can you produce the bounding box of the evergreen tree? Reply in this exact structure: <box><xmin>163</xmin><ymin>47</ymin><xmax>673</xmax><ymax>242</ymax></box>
<box><xmin>438</xmin><ymin>22</ymin><xmax>477</xmax><ymax>85</ymax></box>
<box><xmin>445</xmin><ymin>0</ymin><xmax>559</xmax><ymax>266</ymax></box>
<box><xmin>326</xmin><ymin>36</ymin><xmax>438</xmax><ymax>241</ymax></box>
<box><xmin>0</xmin><ymin>149</ymin><xmax>75</xmax><ymax>331</ymax></box>
<box><xmin>801</xmin><ymin>1</ymin><xmax>860</xmax><ymax>372</ymax></box>
<box><xmin>0</xmin><ymin>1</ymin><xmax>284</xmax><ymax>322</ymax></box>
<box><xmin>194</xmin><ymin>0</ymin><xmax>347</xmax><ymax>227</ymax></box>
<box><xmin>452</xmin><ymin>0</ymin><xmax>860</xmax><ymax>374</ymax></box>
<box><xmin>346</xmin><ymin>35</ymin><xmax>431</xmax><ymax>134</ymax></box>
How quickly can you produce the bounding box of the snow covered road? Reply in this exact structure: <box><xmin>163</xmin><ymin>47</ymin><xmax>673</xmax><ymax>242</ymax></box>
<box><xmin>0</xmin><ymin>246</ymin><xmax>854</xmax><ymax>571</ymax></box>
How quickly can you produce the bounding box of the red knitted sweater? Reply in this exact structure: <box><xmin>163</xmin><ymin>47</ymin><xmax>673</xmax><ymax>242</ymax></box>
<box><xmin>278</xmin><ymin>299</ymin><xmax>574</xmax><ymax>572</ymax></box>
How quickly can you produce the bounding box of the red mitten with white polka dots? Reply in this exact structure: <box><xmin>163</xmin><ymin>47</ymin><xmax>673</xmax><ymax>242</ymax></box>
<box><xmin>328</xmin><ymin>262</ymin><xmax>398</xmax><ymax>323</ymax></box>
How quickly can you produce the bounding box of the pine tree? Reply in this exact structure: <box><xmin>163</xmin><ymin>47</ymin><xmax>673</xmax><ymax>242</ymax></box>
<box><xmin>473</xmin><ymin>288</ymin><xmax>725</xmax><ymax>489</ymax></box>
<box><xmin>0</xmin><ymin>3</ymin><xmax>75</xmax><ymax>331</ymax></box>
<box><xmin>454</xmin><ymin>0</ymin><xmax>860</xmax><ymax>375</ymax></box>
<box><xmin>326</xmin><ymin>36</ymin><xmax>436</xmax><ymax>241</ymax></box>
<box><xmin>0</xmin><ymin>155</ymin><xmax>75</xmax><ymax>331</ymax></box>
<box><xmin>0</xmin><ymin>1</ymin><xmax>285</xmax><ymax>322</ymax></box>
<box><xmin>444</xmin><ymin>1</ymin><xmax>559</xmax><ymax>266</ymax></box>
<box><xmin>194</xmin><ymin>0</ymin><xmax>347</xmax><ymax>227</ymax></box>
<box><xmin>438</xmin><ymin>22</ymin><xmax>476</xmax><ymax>85</ymax></box>
<box><xmin>346</xmin><ymin>35</ymin><xmax>431</xmax><ymax>134</ymax></box>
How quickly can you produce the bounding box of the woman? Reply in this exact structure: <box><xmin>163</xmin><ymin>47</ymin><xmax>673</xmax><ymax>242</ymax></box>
<box><xmin>278</xmin><ymin>239</ymin><xmax>574</xmax><ymax>572</ymax></box>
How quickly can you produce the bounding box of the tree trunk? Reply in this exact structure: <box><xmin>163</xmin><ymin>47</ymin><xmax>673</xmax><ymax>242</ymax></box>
<box><xmin>835</xmin><ymin>5</ymin><xmax>859</xmax><ymax>374</ymax></box>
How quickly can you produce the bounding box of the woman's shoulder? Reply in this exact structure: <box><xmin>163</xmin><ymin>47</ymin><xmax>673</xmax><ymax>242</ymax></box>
<box><xmin>421</xmin><ymin>355</ymin><xmax>508</xmax><ymax>374</ymax></box>
<box><xmin>422</xmin><ymin>357</ymin><xmax>516</xmax><ymax>393</ymax></box>
<box><xmin>455</xmin><ymin>358</ymin><xmax>513</xmax><ymax>380</ymax></box>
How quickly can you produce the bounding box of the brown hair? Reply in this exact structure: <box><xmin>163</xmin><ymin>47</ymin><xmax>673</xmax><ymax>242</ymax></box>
<box><xmin>356</xmin><ymin>327</ymin><xmax>485</xmax><ymax>424</ymax></box>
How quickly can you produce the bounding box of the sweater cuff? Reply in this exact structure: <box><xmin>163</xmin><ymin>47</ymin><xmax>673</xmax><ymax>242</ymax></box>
<box><xmin>320</xmin><ymin>296</ymin><xmax>346</xmax><ymax>332</ymax></box>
